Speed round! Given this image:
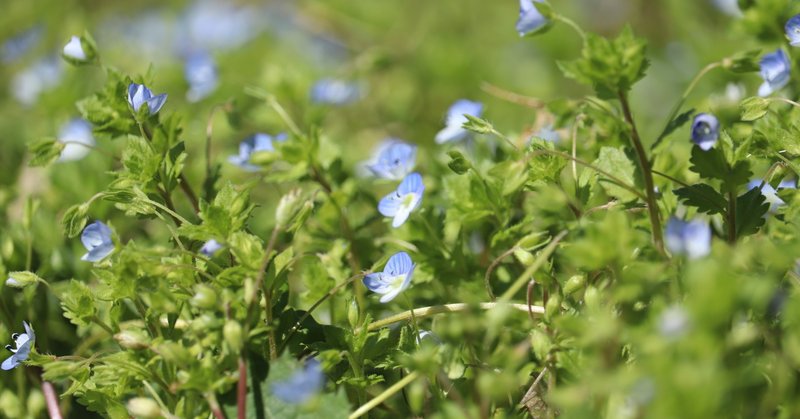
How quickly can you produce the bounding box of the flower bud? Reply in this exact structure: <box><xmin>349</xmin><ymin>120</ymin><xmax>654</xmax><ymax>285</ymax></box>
<box><xmin>544</xmin><ymin>294</ymin><xmax>562</xmax><ymax>321</ymax></box>
<box><xmin>191</xmin><ymin>284</ymin><xmax>218</xmax><ymax>310</ymax></box>
<box><xmin>563</xmin><ymin>275</ymin><xmax>586</xmax><ymax>296</ymax></box>
<box><xmin>114</xmin><ymin>330</ymin><xmax>149</xmax><ymax>350</ymax></box>
<box><xmin>347</xmin><ymin>298</ymin><xmax>360</xmax><ymax>329</ymax></box>
<box><xmin>61</xmin><ymin>35</ymin><xmax>97</xmax><ymax>65</ymax></box>
<box><xmin>275</xmin><ymin>189</ymin><xmax>303</xmax><ymax>227</ymax></box>
<box><xmin>127</xmin><ymin>397</ymin><xmax>161</xmax><ymax>418</ymax></box>
<box><xmin>5</xmin><ymin>271</ymin><xmax>42</xmax><ymax>289</ymax></box>
<box><xmin>513</xmin><ymin>248</ymin><xmax>534</xmax><ymax>266</ymax></box>
<box><xmin>223</xmin><ymin>320</ymin><xmax>243</xmax><ymax>352</ymax></box>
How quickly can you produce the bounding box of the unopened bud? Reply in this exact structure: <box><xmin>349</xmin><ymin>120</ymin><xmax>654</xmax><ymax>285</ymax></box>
<box><xmin>127</xmin><ymin>397</ymin><xmax>161</xmax><ymax>418</ymax></box>
<box><xmin>347</xmin><ymin>298</ymin><xmax>360</xmax><ymax>329</ymax></box>
<box><xmin>513</xmin><ymin>248</ymin><xmax>534</xmax><ymax>266</ymax></box>
<box><xmin>191</xmin><ymin>285</ymin><xmax>218</xmax><ymax>309</ymax></box>
<box><xmin>5</xmin><ymin>271</ymin><xmax>42</xmax><ymax>289</ymax></box>
<box><xmin>275</xmin><ymin>189</ymin><xmax>303</xmax><ymax>227</ymax></box>
<box><xmin>223</xmin><ymin>320</ymin><xmax>243</xmax><ymax>352</ymax></box>
<box><xmin>114</xmin><ymin>330</ymin><xmax>149</xmax><ymax>350</ymax></box>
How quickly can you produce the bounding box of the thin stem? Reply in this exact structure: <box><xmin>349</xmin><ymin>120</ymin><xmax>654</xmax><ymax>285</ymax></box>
<box><xmin>363</xmin><ymin>302</ymin><xmax>543</xmax><ymax>332</ymax></box>
<box><xmin>570</xmin><ymin>116</ymin><xmax>583</xmax><ymax>183</ymax></box>
<box><xmin>237</xmin><ymin>357</ymin><xmax>247</xmax><ymax>419</ymax></box>
<box><xmin>772</xmin><ymin>97</ymin><xmax>800</xmax><ymax>108</ymax></box>
<box><xmin>727</xmin><ymin>190</ymin><xmax>737</xmax><ymax>244</ymax></box>
<box><xmin>652</xmin><ymin>169</ymin><xmax>690</xmax><ymax>188</ymax></box>
<box><xmin>247</xmin><ymin>226</ymin><xmax>282</xmax><ymax>360</ymax></box>
<box><xmin>348</xmin><ymin>371</ymin><xmax>421</xmax><ymax>419</ymax></box>
<box><xmin>499</xmin><ymin>230</ymin><xmax>568</xmax><ymax>302</ymax></box>
<box><xmin>90</xmin><ymin>315</ymin><xmax>116</xmax><ymax>336</ymax></box>
<box><xmin>484</xmin><ymin>247</ymin><xmax>519</xmax><ymax>301</ymax></box>
<box><xmin>278</xmin><ymin>273</ymin><xmax>364</xmax><ymax>353</ymax></box>
<box><xmin>553</xmin><ymin>15</ymin><xmax>586</xmax><ymax>43</ymax></box>
<box><xmin>156</xmin><ymin>186</ymin><xmax>182</xmax><ymax>226</ymax></box>
<box><xmin>178</xmin><ymin>175</ymin><xmax>200</xmax><ymax>213</ymax></box>
<box><xmin>146</xmin><ymin>198</ymin><xmax>192</xmax><ymax>226</ymax></box>
<box><xmin>143</xmin><ymin>381</ymin><xmax>177</xmax><ymax>419</ymax></box>
<box><xmin>42</xmin><ymin>380</ymin><xmax>63</xmax><ymax>419</ymax></box>
<box><xmin>480</xmin><ymin>82</ymin><xmax>546</xmax><ymax>109</ymax></box>
<box><xmin>489</xmin><ymin>129</ymin><xmax>520</xmax><ymax>151</ymax></box>
<box><xmin>205</xmin><ymin>392</ymin><xmax>227</xmax><ymax>419</ymax></box>
<box><xmin>617</xmin><ymin>91</ymin><xmax>665</xmax><ymax>254</ymax></box>
<box><xmin>528</xmin><ymin>148</ymin><xmax>646</xmax><ymax>201</ymax></box>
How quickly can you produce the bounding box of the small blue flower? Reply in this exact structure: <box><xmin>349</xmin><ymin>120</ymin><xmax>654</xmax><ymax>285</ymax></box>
<box><xmin>516</xmin><ymin>0</ymin><xmax>548</xmax><ymax>36</ymax></box>
<box><xmin>711</xmin><ymin>0</ymin><xmax>741</xmax><ymax>17</ymax></box>
<box><xmin>659</xmin><ymin>305</ymin><xmax>689</xmax><ymax>340</ymax></box>
<box><xmin>1</xmin><ymin>27</ymin><xmax>41</xmax><ymax>63</ymax></box>
<box><xmin>200</xmin><ymin>239</ymin><xmax>223</xmax><ymax>257</ymax></box>
<box><xmin>535</xmin><ymin>124</ymin><xmax>560</xmax><ymax>143</ymax></box>
<box><xmin>363</xmin><ymin>251</ymin><xmax>416</xmax><ymax>303</ymax></box>
<box><xmin>367</xmin><ymin>139</ymin><xmax>417</xmax><ymax>180</ymax></box>
<box><xmin>758</xmin><ymin>49</ymin><xmax>791</xmax><ymax>97</ymax></box>
<box><xmin>81</xmin><ymin>221</ymin><xmax>115</xmax><ymax>262</ymax></box>
<box><xmin>310</xmin><ymin>79</ymin><xmax>361</xmax><ymax>105</ymax></box>
<box><xmin>378</xmin><ymin>173</ymin><xmax>425</xmax><ymax>228</ymax></box>
<box><xmin>184</xmin><ymin>51</ymin><xmax>218</xmax><ymax>103</ymax></box>
<box><xmin>58</xmin><ymin>119</ymin><xmax>95</xmax><ymax>162</ymax></box>
<box><xmin>127</xmin><ymin>82</ymin><xmax>168</xmax><ymax>115</ymax></box>
<box><xmin>690</xmin><ymin>113</ymin><xmax>719</xmax><ymax>151</ymax></box>
<box><xmin>786</xmin><ymin>15</ymin><xmax>800</xmax><ymax>47</ymax></box>
<box><xmin>271</xmin><ymin>358</ymin><xmax>325</xmax><ymax>404</ymax></box>
<box><xmin>748</xmin><ymin>179</ymin><xmax>796</xmax><ymax>212</ymax></box>
<box><xmin>665</xmin><ymin>217</ymin><xmax>711</xmax><ymax>259</ymax></box>
<box><xmin>2</xmin><ymin>322</ymin><xmax>35</xmax><ymax>371</ymax></box>
<box><xmin>62</xmin><ymin>36</ymin><xmax>87</xmax><ymax>61</ymax></box>
<box><xmin>12</xmin><ymin>56</ymin><xmax>63</xmax><ymax>106</ymax></box>
<box><xmin>435</xmin><ymin>99</ymin><xmax>484</xmax><ymax>144</ymax></box>
<box><xmin>228</xmin><ymin>133</ymin><xmax>288</xmax><ymax>172</ymax></box>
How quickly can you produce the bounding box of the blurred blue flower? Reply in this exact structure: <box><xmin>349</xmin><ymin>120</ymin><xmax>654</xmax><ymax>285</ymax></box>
<box><xmin>184</xmin><ymin>50</ymin><xmax>218</xmax><ymax>102</ymax></box>
<box><xmin>363</xmin><ymin>251</ymin><xmax>416</xmax><ymax>303</ymax></box>
<box><xmin>62</xmin><ymin>36</ymin><xmax>87</xmax><ymax>61</ymax></box>
<box><xmin>435</xmin><ymin>99</ymin><xmax>483</xmax><ymax>144</ymax></box>
<box><xmin>228</xmin><ymin>133</ymin><xmax>288</xmax><ymax>171</ymax></box>
<box><xmin>378</xmin><ymin>172</ymin><xmax>425</xmax><ymax>228</ymax></box>
<box><xmin>665</xmin><ymin>217</ymin><xmax>711</xmax><ymax>259</ymax></box>
<box><xmin>200</xmin><ymin>239</ymin><xmax>223</xmax><ymax>257</ymax></box>
<box><xmin>690</xmin><ymin>113</ymin><xmax>719</xmax><ymax>151</ymax></box>
<box><xmin>758</xmin><ymin>49</ymin><xmax>791</xmax><ymax>97</ymax></box>
<box><xmin>1</xmin><ymin>26</ymin><xmax>41</xmax><ymax>63</ymax></box>
<box><xmin>2</xmin><ymin>322</ymin><xmax>35</xmax><ymax>371</ymax></box>
<box><xmin>128</xmin><ymin>83</ymin><xmax>168</xmax><ymax>115</ymax></box>
<box><xmin>58</xmin><ymin>119</ymin><xmax>95</xmax><ymax>162</ymax></box>
<box><xmin>535</xmin><ymin>124</ymin><xmax>560</xmax><ymax>143</ymax></box>
<box><xmin>367</xmin><ymin>139</ymin><xmax>417</xmax><ymax>180</ymax></box>
<box><xmin>786</xmin><ymin>15</ymin><xmax>800</xmax><ymax>46</ymax></box>
<box><xmin>180</xmin><ymin>0</ymin><xmax>262</xmax><ymax>51</ymax></box>
<box><xmin>711</xmin><ymin>0</ymin><xmax>741</xmax><ymax>17</ymax></box>
<box><xmin>271</xmin><ymin>358</ymin><xmax>325</xmax><ymax>404</ymax></box>
<box><xmin>516</xmin><ymin>0</ymin><xmax>548</xmax><ymax>36</ymax></box>
<box><xmin>748</xmin><ymin>179</ymin><xmax>796</xmax><ymax>212</ymax></box>
<box><xmin>659</xmin><ymin>305</ymin><xmax>689</xmax><ymax>340</ymax></box>
<box><xmin>11</xmin><ymin>56</ymin><xmax>63</xmax><ymax>106</ymax></box>
<box><xmin>310</xmin><ymin>79</ymin><xmax>361</xmax><ymax>105</ymax></box>
<box><xmin>81</xmin><ymin>221</ymin><xmax>115</xmax><ymax>262</ymax></box>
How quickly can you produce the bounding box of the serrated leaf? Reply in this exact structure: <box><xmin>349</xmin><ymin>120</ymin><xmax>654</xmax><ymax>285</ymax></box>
<box><xmin>740</xmin><ymin>97</ymin><xmax>770</xmax><ymax>121</ymax></box>
<box><xmin>673</xmin><ymin>184</ymin><xmax>727</xmax><ymax>215</ymax></box>
<box><xmin>60</xmin><ymin>279</ymin><xmax>97</xmax><ymax>327</ymax></box>
<box><xmin>689</xmin><ymin>147</ymin><xmax>751</xmax><ymax>192</ymax></box>
<box><xmin>724</xmin><ymin>49</ymin><xmax>761</xmax><ymax>73</ymax></box>
<box><xmin>593</xmin><ymin>146</ymin><xmax>637</xmax><ymax>202</ymax></box>
<box><xmin>656</xmin><ymin>108</ymin><xmax>695</xmax><ymax>145</ymax></box>
<box><xmin>736</xmin><ymin>187</ymin><xmax>769</xmax><ymax>237</ymax></box>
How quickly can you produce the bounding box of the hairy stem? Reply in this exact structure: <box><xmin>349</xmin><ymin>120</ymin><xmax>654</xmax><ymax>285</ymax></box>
<box><xmin>362</xmin><ymin>302</ymin><xmax>543</xmax><ymax>332</ymax></box>
<box><xmin>499</xmin><ymin>230</ymin><xmax>568</xmax><ymax>302</ymax></box>
<box><xmin>617</xmin><ymin>91</ymin><xmax>664</xmax><ymax>254</ymax></box>
<box><xmin>42</xmin><ymin>380</ymin><xmax>63</xmax><ymax>419</ymax></box>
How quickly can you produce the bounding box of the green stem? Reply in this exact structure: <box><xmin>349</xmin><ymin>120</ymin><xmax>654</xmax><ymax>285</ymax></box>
<box><xmin>727</xmin><ymin>190</ymin><xmax>737</xmax><ymax>244</ymax></box>
<box><xmin>348</xmin><ymin>371</ymin><xmax>421</xmax><ymax>419</ymax></box>
<box><xmin>617</xmin><ymin>91</ymin><xmax>665</xmax><ymax>255</ymax></box>
<box><xmin>499</xmin><ymin>230</ymin><xmax>568</xmax><ymax>302</ymax></box>
<box><xmin>553</xmin><ymin>15</ymin><xmax>586</xmax><ymax>43</ymax></box>
<box><xmin>246</xmin><ymin>225</ymin><xmax>282</xmax><ymax>359</ymax></box>
<box><xmin>363</xmin><ymin>302</ymin><xmax>542</xmax><ymax>332</ymax></box>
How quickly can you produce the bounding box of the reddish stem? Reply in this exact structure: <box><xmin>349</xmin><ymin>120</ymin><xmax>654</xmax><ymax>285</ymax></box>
<box><xmin>237</xmin><ymin>357</ymin><xmax>247</xmax><ymax>419</ymax></box>
<box><xmin>42</xmin><ymin>381</ymin><xmax>63</xmax><ymax>419</ymax></box>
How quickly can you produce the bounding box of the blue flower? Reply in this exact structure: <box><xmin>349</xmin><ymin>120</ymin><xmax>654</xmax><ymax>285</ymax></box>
<box><xmin>310</xmin><ymin>79</ymin><xmax>361</xmax><ymax>105</ymax></box>
<box><xmin>367</xmin><ymin>139</ymin><xmax>417</xmax><ymax>180</ymax></box>
<box><xmin>711</xmin><ymin>0</ymin><xmax>741</xmax><ymax>16</ymax></box>
<box><xmin>748</xmin><ymin>179</ymin><xmax>796</xmax><ymax>212</ymax></box>
<box><xmin>1</xmin><ymin>26</ymin><xmax>41</xmax><ymax>63</ymax></box>
<box><xmin>665</xmin><ymin>217</ymin><xmax>711</xmax><ymax>259</ymax></box>
<box><xmin>535</xmin><ymin>124</ymin><xmax>560</xmax><ymax>143</ymax></box>
<box><xmin>690</xmin><ymin>113</ymin><xmax>719</xmax><ymax>151</ymax></box>
<box><xmin>127</xmin><ymin>82</ymin><xmax>168</xmax><ymax>115</ymax></box>
<box><xmin>758</xmin><ymin>49</ymin><xmax>791</xmax><ymax>97</ymax></box>
<box><xmin>786</xmin><ymin>15</ymin><xmax>800</xmax><ymax>47</ymax></box>
<box><xmin>435</xmin><ymin>99</ymin><xmax>484</xmax><ymax>144</ymax></box>
<box><xmin>200</xmin><ymin>239</ymin><xmax>223</xmax><ymax>257</ymax></box>
<box><xmin>228</xmin><ymin>133</ymin><xmax>288</xmax><ymax>171</ymax></box>
<box><xmin>659</xmin><ymin>306</ymin><xmax>689</xmax><ymax>340</ymax></box>
<box><xmin>271</xmin><ymin>358</ymin><xmax>325</xmax><ymax>404</ymax></box>
<box><xmin>2</xmin><ymin>322</ymin><xmax>35</xmax><ymax>371</ymax></box>
<box><xmin>184</xmin><ymin>50</ymin><xmax>218</xmax><ymax>102</ymax></box>
<box><xmin>62</xmin><ymin>36</ymin><xmax>87</xmax><ymax>61</ymax></box>
<box><xmin>516</xmin><ymin>0</ymin><xmax>548</xmax><ymax>36</ymax></box>
<box><xmin>81</xmin><ymin>221</ymin><xmax>115</xmax><ymax>262</ymax></box>
<box><xmin>363</xmin><ymin>251</ymin><xmax>416</xmax><ymax>303</ymax></box>
<box><xmin>12</xmin><ymin>56</ymin><xmax>63</xmax><ymax>106</ymax></box>
<box><xmin>58</xmin><ymin>119</ymin><xmax>95</xmax><ymax>162</ymax></box>
<box><xmin>378</xmin><ymin>173</ymin><xmax>425</xmax><ymax>228</ymax></box>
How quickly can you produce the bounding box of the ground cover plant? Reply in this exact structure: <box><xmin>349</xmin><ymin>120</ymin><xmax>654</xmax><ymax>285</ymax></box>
<box><xmin>3</xmin><ymin>0</ymin><xmax>800</xmax><ymax>417</ymax></box>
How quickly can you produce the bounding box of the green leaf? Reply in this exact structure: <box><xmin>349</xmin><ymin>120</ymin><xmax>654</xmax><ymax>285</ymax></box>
<box><xmin>28</xmin><ymin>138</ymin><xmax>65</xmax><ymax>167</ymax></box>
<box><xmin>656</xmin><ymin>108</ymin><xmax>694</xmax><ymax>144</ymax></box>
<box><xmin>740</xmin><ymin>96</ymin><xmax>771</xmax><ymax>121</ymax></box>
<box><xmin>736</xmin><ymin>187</ymin><xmax>769</xmax><ymax>237</ymax></box>
<box><xmin>62</xmin><ymin>203</ymin><xmax>90</xmax><ymax>238</ymax></box>
<box><xmin>723</xmin><ymin>49</ymin><xmax>761</xmax><ymax>73</ymax></box>
<box><xmin>688</xmin><ymin>146</ymin><xmax>751</xmax><ymax>192</ymax></box>
<box><xmin>121</xmin><ymin>135</ymin><xmax>159</xmax><ymax>183</ymax></box>
<box><xmin>673</xmin><ymin>184</ymin><xmax>728</xmax><ymax>215</ymax></box>
<box><xmin>592</xmin><ymin>146</ymin><xmax>637</xmax><ymax>202</ymax></box>
<box><xmin>60</xmin><ymin>279</ymin><xmax>97</xmax><ymax>327</ymax></box>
